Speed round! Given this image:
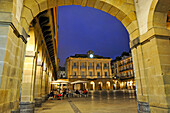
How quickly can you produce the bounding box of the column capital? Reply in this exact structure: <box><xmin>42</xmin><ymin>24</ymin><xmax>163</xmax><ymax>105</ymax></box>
<box><xmin>25</xmin><ymin>51</ymin><xmax>36</xmax><ymax>57</ymax></box>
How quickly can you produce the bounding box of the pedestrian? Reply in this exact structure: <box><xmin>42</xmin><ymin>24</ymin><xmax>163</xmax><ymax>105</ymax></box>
<box><xmin>84</xmin><ymin>89</ymin><xmax>88</xmax><ymax>97</ymax></box>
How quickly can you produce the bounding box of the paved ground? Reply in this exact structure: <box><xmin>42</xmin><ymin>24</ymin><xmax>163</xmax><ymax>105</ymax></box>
<box><xmin>35</xmin><ymin>90</ymin><xmax>138</xmax><ymax>113</ymax></box>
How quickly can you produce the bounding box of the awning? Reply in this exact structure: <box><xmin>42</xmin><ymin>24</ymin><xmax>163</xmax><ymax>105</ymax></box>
<box><xmin>71</xmin><ymin>80</ymin><xmax>88</xmax><ymax>84</ymax></box>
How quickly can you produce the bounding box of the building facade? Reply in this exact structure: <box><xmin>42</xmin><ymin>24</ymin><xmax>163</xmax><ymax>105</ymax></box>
<box><xmin>111</xmin><ymin>53</ymin><xmax>135</xmax><ymax>90</ymax></box>
<box><xmin>65</xmin><ymin>50</ymin><xmax>112</xmax><ymax>90</ymax></box>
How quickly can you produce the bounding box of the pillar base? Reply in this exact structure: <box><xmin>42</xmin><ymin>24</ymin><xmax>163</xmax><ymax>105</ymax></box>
<box><xmin>138</xmin><ymin>101</ymin><xmax>150</xmax><ymax>113</ymax></box>
<box><xmin>34</xmin><ymin>97</ymin><xmax>42</xmax><ymax>107</ymax></box>
<box><xmin>42</xmin><ymin>95</ymin><xmax>46</xmax><ymax>103</ymax></box>
<box><xmin>20</xmin><ymin>102</ymin><xmax>34</xmax><ymax>113</ymax></box>
<box><xmin>45</xmin><ymin>94</ymin><xmax>49</xmax><ymax>101</ymax></box>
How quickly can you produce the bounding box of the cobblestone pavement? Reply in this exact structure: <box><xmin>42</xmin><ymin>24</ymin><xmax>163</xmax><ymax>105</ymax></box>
<box><xmin>35</xmin><ymin>90</ymin><xmax>138</xmax><ymax>113</ymax></box>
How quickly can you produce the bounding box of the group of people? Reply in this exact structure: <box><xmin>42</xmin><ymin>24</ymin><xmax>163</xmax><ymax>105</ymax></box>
<box><xmin>49</xmin><ymin>89</ymin><xmax>88</xmax><ymax>100</ymax></box>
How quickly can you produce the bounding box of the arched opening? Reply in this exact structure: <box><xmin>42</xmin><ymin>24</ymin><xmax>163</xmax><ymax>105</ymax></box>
<box><xmin>90</xmin><ymin>81</ymin><xmax>95</xmax><ymax>90</ymax></box>
<box><xmin>106</xmin><ymin>81</ymin><xmax>110</xmax><ymax>90</ymax></box>
<box><xmin>1</xmin><ymin>0</ymin><xmax>170</xmax><ymax>113</ymax></box>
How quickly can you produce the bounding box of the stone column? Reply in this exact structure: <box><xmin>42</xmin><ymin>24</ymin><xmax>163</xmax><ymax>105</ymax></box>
<box><xmin>41</xmin><ymin>65</ymin><xmax>46</xmax><ymax>103</ymax></box>
<box><xmin>70</xmin><ymin>61</ymin><xmax>72</xmax><ymax>75</ymax></box>
<box><xmin>45</xmin><ymin>69</ymin><xmax>49</xmax><ymax>100</ymax></box>
<box><xmin>108</xmin><ymin>62</ymin><xmax>111</xmax><ymax>77</ymax></box>
<box><xmin>101</xmin><ymin>62</ymin><xmax>104</xmax><ymax>78</ymax></box>
<box><xmin>132</xmin><ymin>35</ymin><xmax>170</xmax><ymax>113</ymax></box>
<box><xmin>20</xmin><ymin>28</ymin><xmax>37</xmax><ymax>113</ymax></box>
<box><xmin>78</xmin><ymin>61</ymin><xmax>81</xmax><ymax>75</ymax></box>
<box><xmin>20</xmin><ymin>52</ymin><xmax>36</xmax><ymax>113</ymax></box>
<box><xmin>86</xmin><ymin>61</ymin><xmax>89</xmax><ymax>76</ymax></box>
<box><xmin>34</xmin><ymin>61</ymin><xmax>43</xmax><ymax>107</ymax></box>
<box><xmin>94</xmin><ymin>62</ymin><xmax>97</xmax><ymax>76</ymax></box>
<box><xmin>95</xmin><ymin>81</ymin><xmax>98</xmax><ymax>90</ymax></box>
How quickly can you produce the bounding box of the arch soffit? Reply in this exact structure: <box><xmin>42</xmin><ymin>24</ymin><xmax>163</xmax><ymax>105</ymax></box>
<box><xmin>20</xmin><ymin>0</ymin><xmax>139</xmax><ymax>40</ymax></box>
<box><xmin>147</xmin><ymin>0</ymin><xmax>170</xmax><ymax>36</ymax></box>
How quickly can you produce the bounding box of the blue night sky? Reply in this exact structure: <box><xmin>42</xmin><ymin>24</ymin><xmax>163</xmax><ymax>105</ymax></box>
<box><xmin>58</xmin><ymin>5</ymin><xmax>130</xmax><ymax>66</ymax></box>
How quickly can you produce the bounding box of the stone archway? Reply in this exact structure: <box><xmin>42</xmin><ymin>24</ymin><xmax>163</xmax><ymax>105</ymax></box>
<box><xmin>20</xmin><ymin>0</ymin><xmax>139</xmax><ymax>40</ymax></box>
<box><xmin>0</xmin><ymin>0</ymin><xmax>170</xmax><ymax>113</ymax></box>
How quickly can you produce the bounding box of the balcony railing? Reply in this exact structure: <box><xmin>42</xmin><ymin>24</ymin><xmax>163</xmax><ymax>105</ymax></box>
<box><xmin>69</xmin><ymin>75</ymin><xmax>111</xmax><ymax>79</ymax></box>
<box><xmin>103</xmin><ymin>67</ymin><xmax>108</xmax><ymax>69</ymax></box>
<box><xmin>80</xmin><ymin>66</ymin><xmax>86</xmax><ymax>69</ymax></box>
<box><xmin>96</xmin><ymin>66</ymin><xmax>101</xmax><ymax>69</ymax></box>
<box><xmin>72</xmin><ymin>66</ymin><xmax>78</xmax><ymax>69</ymax></box>
<box><xmin>88</xmin><ymin>66</ymin><xmax>94</xmax><ymax>69</ymax></box>
<box><xmin>105</xmin><ymin>76</ymin><xmax>111</xmax><ymax>78</ymax></box>
<box><xmin>120</xmin><ymin>75</ymin><xmax>134</xmax><ymax>80</ymax></box>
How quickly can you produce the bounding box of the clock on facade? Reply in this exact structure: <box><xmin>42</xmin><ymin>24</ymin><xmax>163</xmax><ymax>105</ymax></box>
<box><xmin>89</xmin><ymin>54</ymin><xmax>94</xmax><ymax>58</ymax></box>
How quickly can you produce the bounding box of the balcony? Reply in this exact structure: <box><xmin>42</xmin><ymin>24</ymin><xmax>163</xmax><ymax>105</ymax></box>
<box><xmin>72</xmin><ymin>75</ymin><xmax>78</xmax><ymax>78</ymax></box>
<box><xmin>96</xmin><ymin>66</ymin><xmax>101</xmax><ymax>69</ymax></box>
<box><xmin>88</xmin><ymin>66</ymin><xmax>93</xmax><ymax>69</ymax></box>
<box><xmin>69</xmin><ymin>75</ymin><xmax>85</xmax><ymax>78</ymax></box>
<box><xmin>97</xmin><ymin>76</ymin><xmax>102</xmax><ymax>78</ymax></box>
<box><xmin>81</xmin><ymin>75</ymin><xmax>86</xmax><ymax>78</ymax></box>
<box><xmin>105</xmin><ymin>76</ymin><xmax>111</xmax><ymax>78</ymax></box>
<box><xmin>103</xmin><ymin>67</ymin><xmax>108</xmax><ymax>69</ymax></box>
<box><xmin>80</xmin><ymin>66</ymin><xmax>86</xmax><ymax>69</ymax></box>
<box><xmin>120</xmin><ymin>75</ymin><xmax>134</xmax><ymax>80</ymax></box>
<box><xmin>72</xmin><ymin>66</ymin><xmax>78</xmax><ymax>69</ymax></box>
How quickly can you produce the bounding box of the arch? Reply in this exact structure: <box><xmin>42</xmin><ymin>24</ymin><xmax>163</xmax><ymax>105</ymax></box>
<box><xmin>20</xmin><ymin>0</ymin><xmax>139</xmax><ymax>40</ymax></box>
<box><xmin>148</xmin><ymin>0</ymin><xmax>170</xmax><ymax>31</ymax></box>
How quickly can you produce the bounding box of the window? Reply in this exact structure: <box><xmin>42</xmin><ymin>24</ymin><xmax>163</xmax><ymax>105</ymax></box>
<box><xmin>74</xmin><ymin>63</ymin><xmax>76</xmax><ymax>66</ymax></box>
<box><xmin>89</xmin><ymin>71</ymin><xmax>92</xmax><ymax>76</ymax></box>
<box><xmin>82</xmin><ymin>71</ymin><xmax>85</xmax><ymax>76</ymax></box>
<box><xmin>105</xmin><ymin>72</ymin><xmax>107</xmax><ymax>76</ymax></box>
<box><xmin>97</xmin><ymin>63</ymin><xmax>100</xmax><ymax>67</ymax></box>
<box><xmin>104</xmin><ymin>63</ymin><xmax>107</xmax><ymax>67</ymax></box>
<box><xmin>74</xmin><ymin>72</ymin><xmax>76</xmax><ymax>76</ymax></box>
<box><xmin>89</xmin><ymin>63</ymin><xmax>92</xmax><ymax>66</ymax></box>
<box><xmin>82</xmin><ymin>63</ymin><xmax>84</xmax><ymax>66</ymax></box>
<box><xmin>97</xmin><ymin>72</ymin><xmax>100</xmax><ymax>76</ymax></box>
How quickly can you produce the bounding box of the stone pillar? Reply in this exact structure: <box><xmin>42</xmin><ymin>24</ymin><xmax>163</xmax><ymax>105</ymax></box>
<box><xmin>34</xmin><ymin>61</ymin><xmax>43</xmax><ymax>107</ymax></box>
<box><xmin>78</xmin><ymin>61</ymin><xmax>81</xmax><ymax>75</ymax></box>
<box><xmin>101</xmin><ymin>62</ymin><xmax>104</xmax><ymax>77</ymax></box>
<box><xmin>20</xmin><ymin>55</ymin><xmax>36</xmax><ymax>113</ymax></box>
<box><xmin>108</xmin><ymin>62</ymin><xmax>111</xmax><ymax>77</ymax></box>
<box><xmin>20</xmin><ymin>28</ymin><xmax>37</xmax><ymax>113</ymax></box>
<box><xmin>86</xmin><ymin>61</ymin><xmax>89</xmax><ymax>76</ymax></box>
<box><xmin>102</xmin><ymin>82</ymin><xmax>106</xmax><ymax>90</ymax></box>
<box><xmin>45</xmin><ymin>70</ymin><xmax>49</xmax><ymax>100</ymax></box>
<box><xmin>95</xmin><ymin>81</ymin><xmax>98</xmax><ymax>90</ymax></box>
<box><xmin>70</xmin><ymin>61</ymin><xmax>72</xmax><ymax>75</ymax></box>
<box><xmin>132</xmin><ymin>35</ymin><xmax>170</xmax><ymax>113</ymax></box>
<box><xmin>41</xmin><ymin>66</ymin><xmax>46</xmax><ymax>103</ymax></box>
<box><xmin>94</xmin><ymin>62</ymin><xmax>97</xmax><ymax>76</ymax></box>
